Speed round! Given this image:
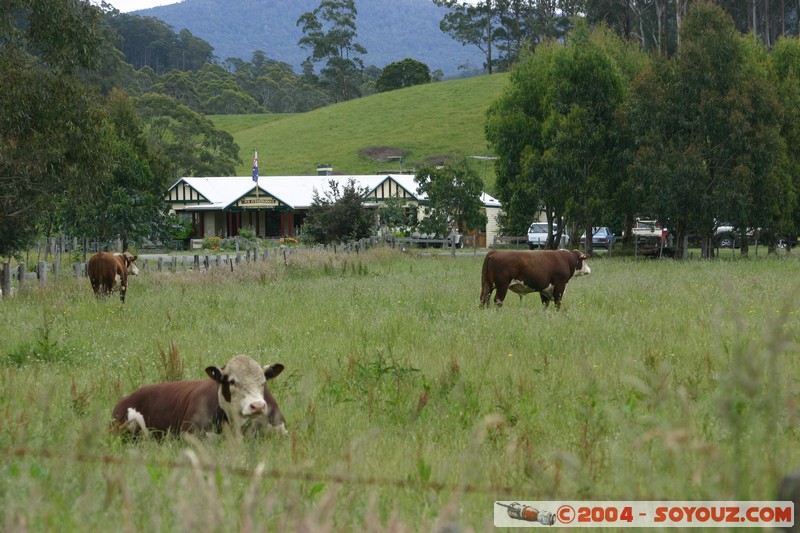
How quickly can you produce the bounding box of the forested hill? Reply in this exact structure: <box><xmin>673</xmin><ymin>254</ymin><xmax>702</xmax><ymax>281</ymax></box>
<box><xmin>132</xmin><ymin>0</ymin><xmax>484</xmax><ymax>77</ymax></box>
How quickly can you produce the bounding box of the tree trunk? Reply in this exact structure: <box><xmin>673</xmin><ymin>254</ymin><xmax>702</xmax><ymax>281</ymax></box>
<box><xmin>485</xmin><ymin>0</ymin><xmax>493</xmax><ymax>74</ymax></box>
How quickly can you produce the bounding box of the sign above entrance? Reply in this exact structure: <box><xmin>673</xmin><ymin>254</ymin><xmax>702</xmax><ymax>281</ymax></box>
<box><xmin>238</xmin><ymin>196</ymin><xmax>279</xmax><ymax>208</ymax></box>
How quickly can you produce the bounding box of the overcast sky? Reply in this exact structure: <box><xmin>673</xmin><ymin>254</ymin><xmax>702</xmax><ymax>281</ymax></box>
<box><xmin>103</xmin><ymin>0</ymin><xmax>480</xmax><ymax>14</ymax></box>
<box><xmin>102</xmin><ymin>0</ymin><xmax>180</xmax><ymax>13</ymax></box>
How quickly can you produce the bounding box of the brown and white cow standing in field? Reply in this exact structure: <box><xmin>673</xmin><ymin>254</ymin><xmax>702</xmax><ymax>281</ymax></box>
<box><xmin>87</xmin><ymin>251</ymin><xmax>139</xmax><ymax>303</ymax></box>
<box><xmin>112</xmin><ymin>355</ymin><xmax>287</xmax><ymax>438</ymax></box>
<box><xmin>480</xmin><ymin>249</ymin><xmax>591</xmax><ymax>309</ymax></box>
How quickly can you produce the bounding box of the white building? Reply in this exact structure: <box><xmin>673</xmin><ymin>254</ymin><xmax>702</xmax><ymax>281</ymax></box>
<box><xmin>165</xmin><ymin>173</ymin><xmax>502</xmax><ymax>247</ymax></box>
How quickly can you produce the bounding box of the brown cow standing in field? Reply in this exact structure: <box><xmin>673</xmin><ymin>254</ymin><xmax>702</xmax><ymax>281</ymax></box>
<box><xmin>112</xmin><ymin>355</ymin><xmax>287</xmax><ymax>438</ymax></box>
<box><xmin>480</xmin><ymin>249</ymin><xmax>591</xmax><ymax>309</ymax></box>
<box><xmin>87</xmin><ymin>252</ymin><xmax>138</xmax><ymax>303</ymax></box>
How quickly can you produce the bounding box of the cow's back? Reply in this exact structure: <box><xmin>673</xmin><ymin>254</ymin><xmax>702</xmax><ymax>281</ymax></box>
<box><xmin>112</xmin><ymin>379</ymin><xmax>221</xmax><ymax>436</ymax></box>
<box><xmin>484</xmin><ymin>250</ymin><xmax>572</xmax><ymax>288</ymax></box>
<box><xmin>88</xmin><ymin>252</ymin><xmax>124</xmax><ymax>291</ymax></box>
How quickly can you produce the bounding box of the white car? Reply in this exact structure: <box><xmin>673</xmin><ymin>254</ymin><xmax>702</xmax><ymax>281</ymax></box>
<box><xmin>527</xmin><ymin>222</ymin><xmax>569</xmax><ymax>249</ymax></box>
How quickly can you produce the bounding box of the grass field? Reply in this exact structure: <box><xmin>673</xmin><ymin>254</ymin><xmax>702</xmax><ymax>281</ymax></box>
<box><xmin>1</xmin><ymin>249</ymin><xmax>799</xmax><ymax>531</ymax></box>
<box><xmin>208</xmin><ymin>74</ymin><xmax>508</xmax><ymax>192</ymax></box>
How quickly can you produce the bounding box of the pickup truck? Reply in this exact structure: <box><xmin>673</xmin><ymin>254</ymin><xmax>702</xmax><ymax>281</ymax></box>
<box><xmin>527</xmin><ymin>222</ymin><xmax>569</xmax><ymax>249</ymax></box>
<box><xmin>631</xmin><ymin>219</ymin><xmax>664</xmax><ymax>239</ymax></box>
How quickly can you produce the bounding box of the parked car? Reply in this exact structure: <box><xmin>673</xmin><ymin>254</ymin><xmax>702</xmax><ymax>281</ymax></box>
<box><xmin>527</xmin><ymin>222</ymin><xmax>569</xmax><ymax>249</ymax></box>
<box><xmin>715</xmin><ymin>223</ymin><xmax>755</xmax><ymax>248</ymax></box>
<box><xmin>580</xmin><ymin>227</ymin><xmax>616</xmax><ymax>249</ymax></box>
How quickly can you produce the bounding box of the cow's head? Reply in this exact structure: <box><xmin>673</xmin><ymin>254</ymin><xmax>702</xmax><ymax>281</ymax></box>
<box><xmin>122</xmin><ymin>252</ymin><xmax>139</xmax><ymax>276</ymax></box>
<box><xmin>205</xmin><ymin>355</ymin><xmax>286</xmax><ymax>434</ymax></box>
<box><xmin>573</xmin><ymin>250</ymin><xmax>592</xmax><ymax>277</ymax></box>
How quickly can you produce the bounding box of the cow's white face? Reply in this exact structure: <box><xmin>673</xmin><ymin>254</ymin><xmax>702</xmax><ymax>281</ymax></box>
<box><xmin>574</xmin><ymin>254</ymin><xmax>591</xmax><ymax>277</ymax></box>
<box><xmin>206</xmin><ymin>355</ymin><xmax>284</xmax><ymax>432</ymax></box>
<box><xmin>124</xmin><ymin>252</ymin><xmax>139</xmax><ymax>276</ymax></box>
<box><xmin>113</xmin><ymin>252</ymin><xmax>139</xmax><ymax>276</ymax></box>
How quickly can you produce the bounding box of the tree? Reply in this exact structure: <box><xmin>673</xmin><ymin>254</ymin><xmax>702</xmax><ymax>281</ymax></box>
<box><xmin>771</xmin><ymin>37</ymin><xmax>800</xmax><ymax>248</ymax></box>
<box><xmin>413</xmin><ymin>159</ymin><xmax>487</xmax><ymax>238</ymax></box>
<box><xmin>486</xmin><ymin>23</ymin><xmax>632</xmax><ymax>251</ymax></box>
<box><xmin>61</xmin><ymin>89</ymin><xmax>173</xmax><ymax>251</ymax></box>
<box><xmin>376</xmin><ymin>58</ymin><xmax>431</xmax><ymax>92</ymax></box>
<box><xmin>134</xmin><ymin>94</ymin><xmax>241</xmax><ymax>178</ymax></box>
<box><xmin>297</xmin><ymin>0</ymin><xmax>367</xmax><ymax>102</ymax></box>
<box><xmin>0</xmin><ymin>0</ymin><xmax>111</xmax><ymax>257</ymax></box>
<box><xmin>540</xmin><ymin>22</ymin><xmax>626</xmax><ymax>254</ymax></box>
<box><xmin>628</xmin><ymin>3</ymin><xmax>789</xmax><ymax>258</ymax></box>
<box><xmin>302</xmin><ymin>179</ymin><xmax>374</xmax><ymax>244</ymax></box>
<box><xmin>434</xmin><ymin>0</ymin><xmax>498</xmax><ymax>73</ymax></box>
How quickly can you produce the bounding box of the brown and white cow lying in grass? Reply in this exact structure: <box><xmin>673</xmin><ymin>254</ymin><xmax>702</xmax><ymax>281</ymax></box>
<box><xmin>88</xmin><ymin>251</ymin><xmax>139</xmax><ymax>304</ymax></box>
<box><xmin>480</xmin><ymin>249</ymin><xmax>591</xmax><ymax>309</ymax></box>
<box><xmin>112</xmin><ymin>355</ymin><xmax>287</xmax><ymax>438</ymax></box>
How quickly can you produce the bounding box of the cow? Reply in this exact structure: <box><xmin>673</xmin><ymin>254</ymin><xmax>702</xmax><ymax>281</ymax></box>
<box><xmin>87</xmin><ymin>251</ymin><xmax>139</xmax><ymax>304</ymax></box>
<box><xmin>480</xmin><ymin>249</ymin><xmax>591</xmax><ymax>310</ymax></box>
<box><xmin>112</xmin><ymin>355</ymin><xmax>287</xmax><ymax>438</ymax></box>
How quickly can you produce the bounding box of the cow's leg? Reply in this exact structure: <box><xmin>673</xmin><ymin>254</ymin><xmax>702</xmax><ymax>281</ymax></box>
<box><xmin>552</xmin><ymin>283</ymin><xmax>566</xmax><ymax>310</ymax></box>
<box><xmin>90</xmin><ymin>278</ymin><xmax>103</xmax><ymax>298</ymax></box>
<box><xmin>493</xmin><ymin>284</ymin><xmax>509</xmax><ymax>307</ymax></box>
<box><xmin>539</xmin><ymin>283</ymin><xmax>554</xmax><ymax>307</ymax></box>
<box><xmin>120</xmin><ymin>284</ymin><xmax>126</xmax><ymax>304</ymax></box>
<box><xmin>480</xmin><ymin>282</ymin><xmax>494</xmax><ymax>308</ymax></box>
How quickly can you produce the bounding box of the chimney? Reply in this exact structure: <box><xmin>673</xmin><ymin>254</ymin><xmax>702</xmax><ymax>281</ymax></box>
<box><xmin>317</xmin><ymin>164</ymin><xmax>332</xmax><ymax>176</ymax></box>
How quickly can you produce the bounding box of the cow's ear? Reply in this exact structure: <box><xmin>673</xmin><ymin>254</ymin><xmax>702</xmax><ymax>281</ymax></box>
<box><xmin>206</xmin><ymin>366</ymin><xmax>223</xmax><ymax>383</ymax></box>
<box><xmin>264</xmin><ymin>363</ymin><xmax>284</xmax><ymax>380</ymax></box>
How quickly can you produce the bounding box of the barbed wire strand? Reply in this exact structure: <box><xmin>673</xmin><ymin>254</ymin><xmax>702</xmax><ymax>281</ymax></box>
<box><xmin>6</xmin><ymin>447</ymin><xmax>528</xmax><ymax>497</ymax></box>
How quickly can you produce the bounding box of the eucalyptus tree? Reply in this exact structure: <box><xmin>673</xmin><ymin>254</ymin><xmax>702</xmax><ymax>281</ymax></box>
<box><xmin>771</xmin><ymin>37</ymin><xmax>800</xmax><ymax>246</ymax></box>
<box><xmin>134</xmin><ymin>94</ymin><xmax>240</xmax><ymax>178</ymax></box>
<box><xmin>297</xmin><ymin>0</ymin><xmax>367</xmax><ymax>103</ymax></box>
<box><xmin>628</xmin><ymin>2</ymin><xmax>789</xmax><ymax>258</ymax></box>
<box><xmin>0</xmin><ymin>0</ymin><xmax>111</xmax><ymax>257</ymax></box>
<box><xmin>486</xmin><ymin>23</ymin><xmax>633</xmax><ymax>251</ymax></box>
<box><xmin>61</xmin><ymin>90</ymin><xmax>173</xmax><ymax>251</ymax></box>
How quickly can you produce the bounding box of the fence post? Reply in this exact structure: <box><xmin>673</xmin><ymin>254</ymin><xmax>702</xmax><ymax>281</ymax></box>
<box><xmin>157</xmin><ymin>257</ymin><xmax>163</xmax><ymax>272</ymax></box>
<box><xmin>171</xmin><ymin>256</ymin><xmax>177</xmax><ymax>272</ymax></box>
<box><xmin>236</xmin><ymin>252</ymin><xmax>242</xmax><ymax>265</ymax></box>
<box><xmin>73</xmin><ymin>262</ymin><xmax>82</xmax><ymax>279</ymax></box>
<box><xmin>215</xmin><ymin>255</ymin><xmax>221</xmax><ymax>268</ymax></box>
<box><xmin>17</xmin><ymin>263</ymin><xmax>25</xmax><ymax>290</ymax></box>
<box><xmin>194</xmin><ymin>255</ymin><xmax>200</xmax><ymax>270</ymax></box>
<box><xmin>1</xmin><ymin>263</ymin><xmax>10</xmax><ymax>298</ymax></box>
<box><xmin>204</xmin><ymin>256</ymin><xmax>210</xmax><ymax>270</ymax></box>
<box><xmin>37</xmin><ymin>261</ymin><xmax>47</xmax><ymax>285</ymax></box>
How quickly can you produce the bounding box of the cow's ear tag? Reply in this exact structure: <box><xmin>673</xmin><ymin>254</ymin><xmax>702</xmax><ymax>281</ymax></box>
<box><xmin>264</xmin><ymin>363</ymin><xmax>285</xmax><ymax>380</ymax></box>
<box><xmin>206</xmin><ymin>366</ymin><xmax>223</xmax><ymax>383</ymax></box>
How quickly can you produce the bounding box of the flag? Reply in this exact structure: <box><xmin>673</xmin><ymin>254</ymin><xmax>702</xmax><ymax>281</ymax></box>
<box><xmin>252</xmin><ymin>151</ymin><xmax>259</xmax><ymax>182</ymax></box>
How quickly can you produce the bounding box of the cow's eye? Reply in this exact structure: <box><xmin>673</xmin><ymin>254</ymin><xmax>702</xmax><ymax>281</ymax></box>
<box><xmin>228</xmin><ymin>379</ymin><xmax>236</xmax><ymax>386</ymax></box>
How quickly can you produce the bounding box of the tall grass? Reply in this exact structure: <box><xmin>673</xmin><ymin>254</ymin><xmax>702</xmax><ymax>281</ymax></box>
<box><xmin>1</xmin><ymin>249</ymin><xmax>798</xmax><ymax>531</ymax></box>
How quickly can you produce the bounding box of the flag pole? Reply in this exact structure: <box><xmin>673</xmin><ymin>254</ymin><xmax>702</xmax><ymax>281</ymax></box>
<box><xmin>253</xmin><ymin>150</ymin><xmax>259</xmax><ymax>198</ymax></box>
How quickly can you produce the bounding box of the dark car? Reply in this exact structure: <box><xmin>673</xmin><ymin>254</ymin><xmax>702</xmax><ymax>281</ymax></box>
<box><xmin>580</xmin><ymin>227</ymin><xmax>616</xmax><ymax>249</ymax></box>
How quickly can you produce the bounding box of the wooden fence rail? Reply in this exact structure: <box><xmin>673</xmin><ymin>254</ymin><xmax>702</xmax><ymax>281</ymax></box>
<box><xmin>492</xmin><ymin>235</ymin><xmax>528</xmax><ymax>249</ymax></box>
<box><xmin>1</xmin><ymin>233</ymin><xmax>483</xmax><ymax>299</ymax></box>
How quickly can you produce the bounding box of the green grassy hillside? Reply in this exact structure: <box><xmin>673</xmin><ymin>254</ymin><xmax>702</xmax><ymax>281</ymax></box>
<box><xmin>210</xmin><ymin>73</ymin><xmax>508</xmax><ymax>192</ymax></box>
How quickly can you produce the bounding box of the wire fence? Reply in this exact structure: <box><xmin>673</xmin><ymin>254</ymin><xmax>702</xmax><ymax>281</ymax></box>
<box><xmin>5</xmin><ymin>446</ymin><xmax>523</xmax><ymax>497</ymax></box>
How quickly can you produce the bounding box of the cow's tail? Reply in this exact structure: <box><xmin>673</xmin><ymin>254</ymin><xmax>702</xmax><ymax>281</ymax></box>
<box><xmin>479</xmin><ymin>253</ymin><xmax>494</xmax><ymax>308</ymax></box>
